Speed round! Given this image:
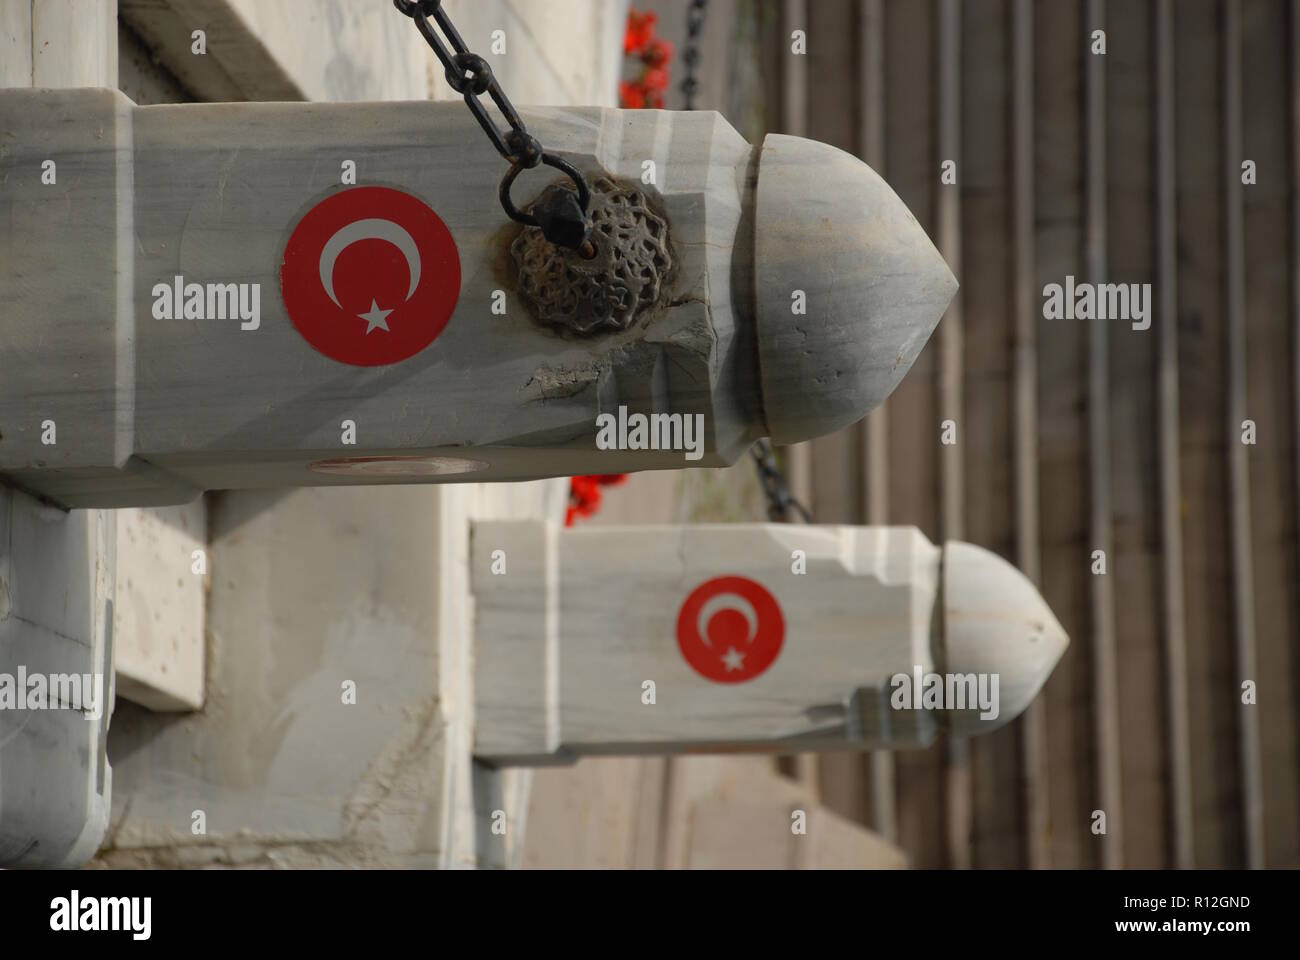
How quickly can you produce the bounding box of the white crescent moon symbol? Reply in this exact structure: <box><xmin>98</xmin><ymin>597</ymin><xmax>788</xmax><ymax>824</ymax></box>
<box><xmin>318</xmin><ymin>218</ymin><xmax>421</xmax><ymax>308</ymax></box>
<box><xmin>697</xmin><ymin>593</ymin><xmax>758</xmax><ymax>647</ymax></box>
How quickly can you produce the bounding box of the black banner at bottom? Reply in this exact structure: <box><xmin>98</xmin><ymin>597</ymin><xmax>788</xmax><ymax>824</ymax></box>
<box><xmin>0</xmin><ymin>867</ymin><xmax>1279</xmax><ymax>946</ymax></box>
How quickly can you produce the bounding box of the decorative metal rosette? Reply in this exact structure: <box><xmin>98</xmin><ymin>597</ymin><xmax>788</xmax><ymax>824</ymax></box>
<box><xmin>512</xmin><ymin>177</ymin><xmax>672</xmax><ymax>334</ymax></box>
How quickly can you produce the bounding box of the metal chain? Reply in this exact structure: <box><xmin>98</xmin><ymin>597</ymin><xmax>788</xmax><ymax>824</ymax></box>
<box><xmin>679</xmin><ymin>0</ymin><xmax>710</xmax><ymax>110</ymax></box>
<box><xmin>393</xmin><ymin>0</ymin><xmax>593</xmax><ymax>252</ymax></box>
<box><xmin>750</xmin><ymin>439</ymin><xmax>812</xmax><ymax>523</ymax></box>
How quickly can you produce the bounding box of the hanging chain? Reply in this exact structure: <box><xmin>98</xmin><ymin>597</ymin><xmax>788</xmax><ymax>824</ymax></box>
<box><xmin>679</xmin><ymin>0</ymin><xmax>710</xmax><ymax>110</ymax></box>
<box><xmin>393</xmin><ymin>0</ymin><xmax>593</xmax><ymax>252</ymax></box>
<box><xmin>750</xmin><ymin>439</ymin><xmax>812</xmax><ymax>523</ymax></box>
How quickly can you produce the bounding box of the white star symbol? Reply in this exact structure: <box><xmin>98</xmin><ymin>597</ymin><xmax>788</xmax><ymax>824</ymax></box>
<box><xmin>721</xmin><ymin>647</ymin><xmax>746</xmax><ymax>672</ymax></box>
<box><xmin>357</xmin><ymin>299</ymin><xmax>393</xmax><ymax>335</ymax></box>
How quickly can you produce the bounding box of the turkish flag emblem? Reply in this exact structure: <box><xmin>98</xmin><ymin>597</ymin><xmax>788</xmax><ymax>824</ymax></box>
<box><xmin>280</xmin><ymin>186</ymin><xmax>461</xmax><ymax>366</ymax></box>
<box><xmin>676</xmin><ymin>576</ymin><xmax>785</xmax><ymax>683</ymax></box>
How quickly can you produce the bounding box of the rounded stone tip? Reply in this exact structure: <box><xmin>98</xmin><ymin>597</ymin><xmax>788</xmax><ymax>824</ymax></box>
<box><xmin>940</xmin><ymin>541</ymin><xmax>1069</xmax><ymax>736</ymax></box>
<box><xmin>754</xmin><ymin>134</ymin><xmax>958</xmax><ymax>444</ymax></box>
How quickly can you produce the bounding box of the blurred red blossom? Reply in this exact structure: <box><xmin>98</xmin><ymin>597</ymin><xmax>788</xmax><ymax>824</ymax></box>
<box><xmin>618</xmin><ymin>81</ymin><xmax>646</xmax><ymax>109</ymax></box>
<box><xmin>640</xmin><ymin>66</ymin><xmax>670</xmax><ymax>93</ymax></box>
<box><xmin>643</xmin><ymin>37</ymin><xmax>674</xmax><ymax>69</ymax></box>
<box><xmin>566</xmin><ymin>473</ymin><xmax>628</xmax><ymax>526</ymax></box>
<box><xmin>618</xmin><ymin>8</ymin><xmax>672</xmax><ymax>111</ymax></box>
<box><xmin>624</xmin><ymin>10</ymin><xmax>658</xmax><ymax>55</ymax></box>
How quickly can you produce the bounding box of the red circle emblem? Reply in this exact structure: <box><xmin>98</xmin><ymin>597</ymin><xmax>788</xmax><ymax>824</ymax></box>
<box><xmin>675</xmin><ymin>576</ymin><xmax>785</xmax><ymax>683</ymax></box>
<box><xmin>280</xmin><ymin>186</ymin><xmax>461</xmax><ymax>366</ymax></box>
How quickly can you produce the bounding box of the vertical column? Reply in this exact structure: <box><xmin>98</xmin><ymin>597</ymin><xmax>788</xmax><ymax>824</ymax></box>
<box><xmin>1084</xmin><ymin>0</ymin><xmax>1122</xmax><ymax>870</ymax></box>
<box><xmin>1222</xmin><ymin>0</ymin><xmax>1264</xmax><ymax>869</ymax></box>
<box><xmin>779</xmin><ymin>0</ymin><xmax>820</xmax><ymax>798</ymax></box>
<box><xmin>885</xmin><ymin>0</ymin><xmax>945</xmax><ymax>868</ymax></box>
<box><xmin>1034</xmin><ymin>0</ymin><xmax>1092</xmax><ymax>870</ymax></box>
<box><xmin>935</xmin><ymin>0</ymin><xmax>970</xmax><ymax>870</ymax></box>
<box><xmin>1239</xmin><ymin>0</ymin><xmax>1297</xmax><ymax>870</ymax></box>
<box><xmin>781</xmin><ymin>0</ymin><xmax>814</xmax><ymax>523</ymax></box>
<box><xmin>1012</xmin><ymin>0</ymin><xmax>1048</xmax><ymax>870</ymax></box>
<box><xmin>1175</xmin><ymin>0</ymin><xmax>1235</xmax><ymax>868</ymax></box>
<box><xmin>1155</xmin><ymin>0</ymin><xmax>1194</xmax><ymax>870</ymax></box>
<box><xmin>859</xmin><ymin>0</ymin><xmax>897</xmax><ymax>845</ymax></box>
<box><xmin>1294</xmin><ymin>2</ymin><xmax>1300</xmax><ymax>690</ymax></box>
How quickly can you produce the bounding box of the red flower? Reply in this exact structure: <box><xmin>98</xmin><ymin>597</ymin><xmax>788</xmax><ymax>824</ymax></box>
<box><xmin>620</xmin><ymin>9</ymin><xmax>672</xmax><ymax>111</ymax></box>
<box><xmin>643</xmin><ymin>37</ymin><xmax>674</xmax><ymax>69</ymax></box>
<box><xmin>640</xmin><ymin>66</ymin><xmax>670</xmax><ymax>93</ymax></box>
<box><xmin>624</xmin><ymin>10</ymin><xmax>657</xmax><ymax>55</ymax></box>
<box><xmin>565</xmin><ymin>474</ymin><xmax>629</xmax><ymax>525</ymax></box>
<box><xmin>619</xmin><ymin>80</ymin><xmax>646</xmax><ymax>109</ymax></box>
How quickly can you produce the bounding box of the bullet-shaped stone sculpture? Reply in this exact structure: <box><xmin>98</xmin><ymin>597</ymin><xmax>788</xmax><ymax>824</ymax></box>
<box><xmin>0</xmin><ymin>89</ymin><xmax>956</xmax><ymax>508</ymax></box>
<box><xmin>471</xmin><ymin>522</ymin><xmax>1068</xmax><ymax>765</ymax></box>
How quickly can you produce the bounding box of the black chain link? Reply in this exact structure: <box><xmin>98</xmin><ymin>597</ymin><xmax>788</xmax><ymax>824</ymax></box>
<box><xmin>750</xmin><ymin>439</ymin><xmax>812</xmax><ymax>523</ymax></box>
<box><xmin>679</xmin><ymin>0</ymin><xmax>710</xmax><ymax>110</ymax></box>
<box><xmin>394</xmin><ymin>0</ymin><xmax>593</xmax><ymax>252</ymax></box>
